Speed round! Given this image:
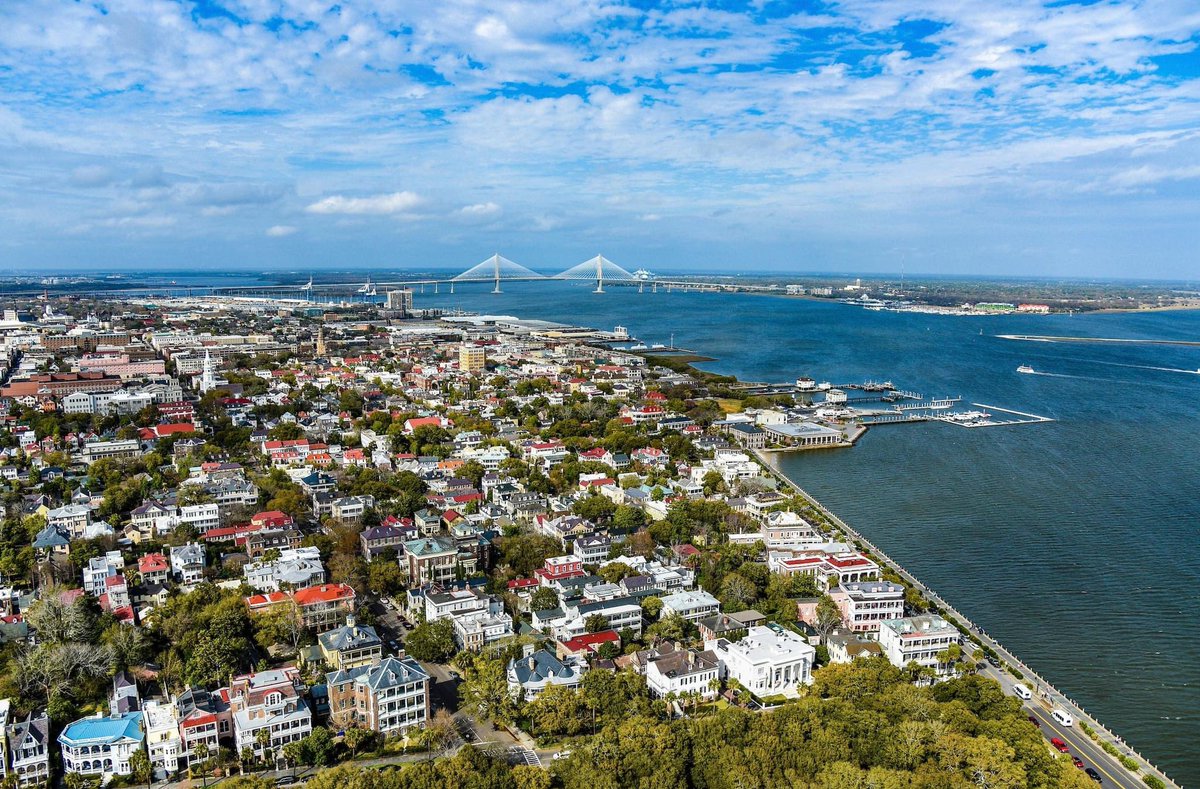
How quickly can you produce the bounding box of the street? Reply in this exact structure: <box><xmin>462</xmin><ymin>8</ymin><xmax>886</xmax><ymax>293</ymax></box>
<box><xmin>978</xmin><ymin>663</ymin><xmax>1142</xmax><ymax>789</ymax></box>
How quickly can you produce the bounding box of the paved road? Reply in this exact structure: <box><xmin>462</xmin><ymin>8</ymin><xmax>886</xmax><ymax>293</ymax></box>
<box><xmin>978</xmin><ymin>663</ymin><xmax>1141</xmax><ymax>788</ymax></box>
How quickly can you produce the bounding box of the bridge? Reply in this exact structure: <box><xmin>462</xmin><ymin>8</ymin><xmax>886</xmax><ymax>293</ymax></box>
<box><xmin>199</xmin><ymin>252</ymin><xmax>644</xmax><ymax>300</ymax></box>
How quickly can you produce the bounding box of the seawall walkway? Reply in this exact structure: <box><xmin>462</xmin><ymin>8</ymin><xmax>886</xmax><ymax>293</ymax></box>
<box><xmin>754</xmin><ymin>450</ymin><xmax>1180</xmax><ymax>789</ymax></box>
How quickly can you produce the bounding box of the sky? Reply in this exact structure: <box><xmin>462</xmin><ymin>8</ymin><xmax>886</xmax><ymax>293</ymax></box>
<box><xmin>1</xmin><ymin>0</ymin><xmax>1199</xmax><ymax>278</ymax></box>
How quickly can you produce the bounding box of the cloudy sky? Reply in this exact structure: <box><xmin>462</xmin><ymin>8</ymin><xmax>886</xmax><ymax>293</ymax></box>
<box><xmin>1</xmin><ymin>0</ymin><xmax>1198</xmax><ymax>278</ymax></box>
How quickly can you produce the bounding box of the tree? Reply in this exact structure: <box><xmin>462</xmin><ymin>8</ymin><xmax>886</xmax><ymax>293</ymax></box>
<box><xmin>458</xmin><ymin>654</ymin><xmax>518</xmax><ymax>725</ymax></box>
<box><xmin>612</xmin><ymin>505</ymin><xmax>647</xmax><ymax>531</ymax></box>
<box><xmin>129</xmin><ymin>748</ymin><xmax>152</xmax><ymax>789</ymax></box>
<box><xmin>584</xmin><ymin>613</ymin><xmax>609</xmax><ymax>633</ymax></box>
<box><xmin>193</xmin><ymin>741</ymin><xmax>211</xmax><ymax>789</ymax></box>
<box><xmin>342</xmin><ymin>726</ymin><xmax>374</xmax><ymax>756</ymax></box>
<box><xmin>404</xmin><ymin>619</ymin><xmax>457</xmax><ymax>663</ymax></box>
<box><xmin>815</xmin><ymin>593</ymin><xmax>843</xmax><ymax>642</ymax></box>
<box><xmin>299</xmin><ymin>726</ymin><xmax>336</xmax><ymax>767</ymax></box>
<box><xmin>598</xmin><ymin>561</ymin><xmax>633</xmax><ymax>584</ymax></box>
<box><xmin>527</xmin><ymin>683</ymin><xmax>585</xmax><ymax>738</ymax></box>
<box><xmin>719</xmin><ymin>572</ymin><xmax>758</xmax><ymax>611</ymax></box>
<box><xmin>367</xmin><ymin>558</ymin><xmax>405</xmax><ymax>596</ymax></box>
<box><xmin>281</xmin><ymin>741</ymin><xmax>303</xmax><ymax>780</ymax></box>
<box><xmin>640</xmin><ymin>595</ymin><xmax>663</xmax><ymax>621</ymax></box>
<box><xmin>529</xmin><ymin>587</ymin><xmax>560</xmax><ymax>612</ymax></box>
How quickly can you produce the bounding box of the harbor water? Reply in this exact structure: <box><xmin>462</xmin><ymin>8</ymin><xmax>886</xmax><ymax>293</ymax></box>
<box><xmin>415</xmin><ymin>280</ymin><xmax>1200</xmax><ymax>783</ymax></box>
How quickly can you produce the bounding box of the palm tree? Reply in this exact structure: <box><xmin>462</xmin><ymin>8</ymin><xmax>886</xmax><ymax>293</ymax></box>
<box><xmin>255</xmin><ymin>727</ymin><xmax>271</xmax><ymax>767</ymax></box>
<box><xmin>282</xmin><ymin>742</ymin><xmax>302</xmax><ymax>781</ymax></box>
<box><xmin>193</xmin><ymin>742</ymin><xmax>210</xmax><ymax>789</ymax></box>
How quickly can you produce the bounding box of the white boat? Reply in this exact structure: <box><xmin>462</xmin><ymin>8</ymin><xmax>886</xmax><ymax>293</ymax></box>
<box><xmin>633</xmin><ymin>268</ymin><xmax>655</xmax><ymax>280</ymax></box>
<box><xmin>1017</xmin><ymin>365</ymin><xmax>1035</xmax><ymax>374</ymax></box>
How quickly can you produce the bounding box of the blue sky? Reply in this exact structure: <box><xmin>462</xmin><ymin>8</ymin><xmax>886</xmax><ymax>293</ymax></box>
<box><xmin>1</xmin><ymin>0</ymin><xmax>1198</xmax><ymax>278</ymax></box>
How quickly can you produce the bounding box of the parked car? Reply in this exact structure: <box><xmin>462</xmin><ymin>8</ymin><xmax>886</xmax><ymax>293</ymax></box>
<box><xmin>1085</xmin><ymin>767</ymin><xmax>1102</xmax><ymax>782</ymax></box>
<box><xmin>1072</xmin><ymin>757</ymin><xmax>1084</xmax><ymax>768</ymax></box>
<box><xmin>1028</xmin><ymin>716</ymin><xmax>1040</xmax><ymax>727</ymax></box>
<box><xmin>1050</xmin><ymin>738</ymin><xmax>1070</xmax><ymax>753</ymax></box>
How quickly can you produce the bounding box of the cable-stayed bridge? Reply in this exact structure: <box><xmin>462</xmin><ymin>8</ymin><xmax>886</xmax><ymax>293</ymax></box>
<box><xmin>206</xmin><ymin>253</ymin><xmax>645</xmax><ymax>299</ymax></box>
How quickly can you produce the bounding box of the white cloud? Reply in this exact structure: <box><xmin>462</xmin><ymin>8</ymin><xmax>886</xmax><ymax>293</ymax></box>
<box><xmin>639</xmin><ymin>213</ymin><xmax>661</xmax><ymax>222</ymax></box>
<box><xmin>266</xmin><ymin>224</ymin><xmax>298</xmax><ymax>237</ymax></box>
<box><xmin>305</xmin><ymin>191</ymin><xmax>424</xmax><ymax>216</ymax></box>
<box><xmin>457</xmin><ymin>202</ymin><xmax>502</xmax><ymax>218</ymax></box>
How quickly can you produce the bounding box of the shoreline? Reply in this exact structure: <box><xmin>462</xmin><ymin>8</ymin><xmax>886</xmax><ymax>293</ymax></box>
<box><xmin>752</xmin><ymin>450</ymin><xmax>1180</xmax><ymax>789</ymax></box>
<box><xmin>628</xmin><ymin>334</ymin><xmax>1180</xmax><ymax>787</ymax></box>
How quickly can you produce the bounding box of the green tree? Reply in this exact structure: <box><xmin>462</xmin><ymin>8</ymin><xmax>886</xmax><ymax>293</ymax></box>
<box><xmin>458</xmin><ymin>654</ymin><xmax>518</xmax><ymax>725</ymax></box>
<box><xmin>404</xmin><ymin>619</ymin><xmax>456</xmax><ymax>663</ymax></box>
<box><xmin>129</xmin><ymin>748</ymin><xmax>152</xmax><ymax>789</ymax></box>
<box><xmin>815</xmin><ymin>593</ymin><xmax>843</xmax><ymax>642</ymax></box>
<box><xmin>527</xmin><ymin>683</ymin><xmax>585</xmax><ymax>738</ymax></box>
<box><xmin>584</xmin><ymin>613</ymin><xmax>609</xmax><ymax>633</ymax></box>
<box><xmin>528</xmin><ymin>587</ymin><xmax>560</xmax><ymax>612</ymax></box>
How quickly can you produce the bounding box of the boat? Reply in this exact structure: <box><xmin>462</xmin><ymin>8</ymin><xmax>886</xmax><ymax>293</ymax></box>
<box><xmin>633</xmin><ymin>268</ymin><xmax>655</xmax><ymax>280</ymax></box>
<box><xmin>1017</xmin><ymin>365</ymin><xmax>1035</xmax><ymax>374</ymax></box>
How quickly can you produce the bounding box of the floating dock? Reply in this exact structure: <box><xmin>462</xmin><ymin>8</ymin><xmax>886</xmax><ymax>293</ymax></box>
<box><xmin>934</xmin><ymin>403</ymin><xmax>1055</xmax><ymax>428</ymax></box>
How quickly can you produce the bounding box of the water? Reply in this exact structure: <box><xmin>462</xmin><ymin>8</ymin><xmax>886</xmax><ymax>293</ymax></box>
<box><xmin>406</xmin><ymin>280</ymin><xmax>1199</xmax><ymax>782</ymax></box>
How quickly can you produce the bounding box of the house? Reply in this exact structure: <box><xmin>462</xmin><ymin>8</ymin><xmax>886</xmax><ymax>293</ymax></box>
<box><xmin>58</xmin><ymin>712</ymin><xmax>145</xmax><ymax>779</ymax></box>
<box><xmin>291</xmin><ymin>584</ymin><xmax>357</xmax><ymax>632</ymax></box>
<box><xmin>404</xmin><ymin>537</ymin><xmax>456</xmax><ymax>586</ymax></box>
<box><xmin>571</xmin><ymin>533</ymin><xmax>613</xmax><ymax>564</ymax></box>
<box><xmin>169</xmin><ymin>543</ymin><xmax>207</xmax><ymax>585</ymax></box>
<box><xmin>176</xmin><ymin>686</ymin><xmax>231</xmax><ymax>768</ymax></box>
<box><xmin>707</xmin><ymin>625</ymin><xmax>816</xmax><ymax>699</ymax></box>
<box><xmin>331</xmin><ymin>495</ymin><xmax>375</xmax><ymax>524</ymax></box>
<box><xmin>7</xmin><ymin>712</ymin><xmax>50</xmax><ymax>786</ymax></box>
<box><xmin>659</xmin><ymin>589</ymin><xmax>720</xmax><ymax>622</ymax></box>
<box><xmin>830</xmin><ymin>581</ymin><xmax>906</xmax><ymax>634</ymax></box>
<box><xmin>360</xmin><ymin>523</ymin><xmax>409</xmax><ymax>560</ymax></box>
<box><xmin>643</xmin><ymin>643</ymin><xmax>720</xmax><ymax>701</ymax></box>
<box><xmin>878</xmin><ymin>615</ymin><xmax>960</xmax><ymax>676</ymax></box>
<box><xmin>228</xmin><ymin>668</ymin><xmax>312</xmax><ymax>765</ymax></box>
<box><xmin>243</xmin><ymin>547</ymin><xmax>325</xmax><ymax>592</ymax></box>
<box><xmin>507</xmin><ymin>649</ymin><xmax>585</xmax><ymax>700</ymax></box>
<box><xmin>83</xmin><ymin>552</ymin><xmax>124</xmax><ymax>596</ymax></box>
<box><xmin>178</xmin><ymin>503</ymin><xmax>221</xmax><ymax>532</ymax></box>
<box><xmin>827</xmin><ymin>629</ymin><xmax>885</xmax><ymax>664</ymax></box>
<box><xmin>318</xmin><ymin>617</ymin><xmax>383</xmax><ymax>670</ymax></box>
<box><xmin>244</xmin><ymin>529</ymin><xmax>303</xmax><ymax>559</ymax></box>
<box><xmin>142</xmin><ymin>699</ymin><xmax>182</xmax><ymax>779</ymax></box>
<box><xmin>326</xmin><ymin>656</ymin><xmax>431</xmax><ymax>736</ymax></box>
<box><xmin>47</xmin><ymin>504</ymin><xmax>90</xmax><ymax>539</ymax></box>
<box><xmin>697</xmin><ymin>610</ymin><xmax>766</xmax><ymax>642</ymax></box>
<box><xmin>556</xmin><ymin>630</ymin><xmax>621</xmax><ymax>660</ymax></box>
<box><xmin>137</xmin><ymin>553</ymin><xmax>170</xmax><ymax>586</ymax></box>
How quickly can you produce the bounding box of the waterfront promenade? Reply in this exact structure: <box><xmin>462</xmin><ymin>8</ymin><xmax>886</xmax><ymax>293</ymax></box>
<box><xmin>755</xmin><ymin>450</ymin><xmax>1181</xmax><ymax>789</ymax></box>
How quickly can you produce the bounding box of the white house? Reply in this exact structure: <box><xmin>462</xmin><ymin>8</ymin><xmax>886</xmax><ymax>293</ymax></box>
<box><xmin>878</xmin><ymin>615</ymin><xmax>960</xmax><ymax>676</ymax></box>
<box><xmin>659</xmin><ymin>589</ymin><xmax>721</xmax><ymax>622</ymax></box>
<box><xmin>142</xmin><ymin>700</ymin><xmax>182</xmax><ymax>779</ymax></box>
<box><xmin>58</xmin><ymin>712</ymin><xmax>145</xmax><ymax>779</ymax></box>
<box><xmin>644</xmin><ymin>644</ymin><xmax>720</xmax><ymax>701</ymax></box>
<box><xmin>707</xmin><ymin>625</ymin><xmax>815</xmax><ymax>699</ymax></box>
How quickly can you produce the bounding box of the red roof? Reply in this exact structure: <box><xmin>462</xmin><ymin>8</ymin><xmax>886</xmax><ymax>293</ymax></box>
<box><xmin>138</xmin><ymin>553</ymin><xmax>169</xmax><ymax>573</ymax></box>
<box><xmin>560</xmin><ymin>630</ymin><xmax>620</xmax><ymax>653</ymax></box>
<box><xmin>292</xmin><ymin>583</ymin><xmax>356</xmax><ymax>606</ymax></box>
<box><xmin>507</xmin><ymin>578</ymin><xmax>539</xmax><ymax>591</ymax></box>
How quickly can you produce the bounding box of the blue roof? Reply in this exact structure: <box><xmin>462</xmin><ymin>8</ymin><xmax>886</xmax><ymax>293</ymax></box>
<box><xmin>59</xmin><ymin>712</ymin><xmax>144</xmax><ymax>745</ymax></box>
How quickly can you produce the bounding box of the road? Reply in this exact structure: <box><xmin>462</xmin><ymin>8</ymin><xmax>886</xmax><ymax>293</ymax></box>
<box><xmin>979</xmin><ymin>662</ymin><xmax>1141</xmax><ymax>788</ymax></box>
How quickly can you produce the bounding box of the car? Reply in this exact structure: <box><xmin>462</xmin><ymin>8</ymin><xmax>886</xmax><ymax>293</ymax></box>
<box><xmin>403</xmin><ymin>621</ymin><xmax>415</xmax><ymax>630</ymax></box>
<box><xmin>1085</xmin><ymin>767</ymin><xmax>1102</xmax><ymax>782</ymax></box>
<box><xmin>1012</xmin><ymin>684</ymin><xmax>1032</xmax><ymax>700</ymax></box>
<box><xmin>552</xmin><ymin>750</ymin><xmax>572</xmax><ymax>761</ymax></box>
<box><xmin>1028</xmin><ymin>716</ymin><xmax>1040</xmax><ymax>727</ymax></box>
<box><xmin>1050</xmin><ymin>738</ymin><xmax>1070</xmax><ymax>753</ymax></box>
<box><xmin>1072</xmin><ymin>757</ymin><xmax>1084</xmax><ymax>768</ymax></box>
<box><xmin>1052</xmin><ymin>709</ymin><xmax>1075</xmax><ymax>727</ymax></box>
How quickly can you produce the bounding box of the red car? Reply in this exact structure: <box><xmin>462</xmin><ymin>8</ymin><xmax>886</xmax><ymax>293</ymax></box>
<box><xmin>1028</xmin><ymin>716</ymin><xmax>1040</xmax><ymax>727</ymax></box>
<box><xmin>1072</xmin><ymin>757</ymin><xmax>1085</xmax><ymax>769</ymax></box>
<box><xmin>1051</xmin><ymin>738</ymin><xmax>1070</xmax><ymax>753</ymax></box>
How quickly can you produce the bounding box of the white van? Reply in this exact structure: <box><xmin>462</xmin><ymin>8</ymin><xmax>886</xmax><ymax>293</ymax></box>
<box><xmin>1013</xmin><ymin>685</ymin><xmax>1032</xmax><ymax>700</ymax></box>
<box><xmin>1052</xmin><ymin>709</ymin><xmax>1074</xmax><ymax>727</ymax></box>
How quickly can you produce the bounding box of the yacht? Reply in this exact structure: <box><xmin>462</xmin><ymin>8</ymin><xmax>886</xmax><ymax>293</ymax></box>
<box><xmin>633</xmin><ymin>268</ymin><xmax>655</xmax><ymax>280</ymax></box>
<box><xmin>1017</xmin><ymin>365</ymin><xmax>1035</xmax><ymax>374</ymax></box>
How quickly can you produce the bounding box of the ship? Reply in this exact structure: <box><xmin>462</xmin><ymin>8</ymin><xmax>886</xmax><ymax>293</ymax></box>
<box><xmin>1017</xmin><ymin>365</ymin><xmax>1035</xmax><ymax>374</ymax></box>
<box><xmin>633</xmin><ymin>268</ymin><xmax>655</xmax><ymax>280</ymax></box>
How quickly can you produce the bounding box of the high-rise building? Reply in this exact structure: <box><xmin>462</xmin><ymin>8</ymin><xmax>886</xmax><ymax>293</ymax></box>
<box><xmin>459</xmin><ymin>345</ymin><xmax>487</xmax><ymax>373</ymax></box>
<box><xmin>386</xmin><ymin>289</ymin><xmax>414</xmax><ymax>314</ymax></box>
